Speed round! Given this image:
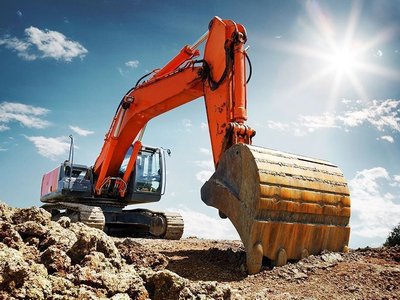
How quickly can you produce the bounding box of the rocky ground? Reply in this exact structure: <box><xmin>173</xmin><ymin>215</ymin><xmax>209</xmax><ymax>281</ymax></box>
<box><xmin>0</xmin><ymin>203</ymin><xmax>399</xmax><ymax>299</ymax></box>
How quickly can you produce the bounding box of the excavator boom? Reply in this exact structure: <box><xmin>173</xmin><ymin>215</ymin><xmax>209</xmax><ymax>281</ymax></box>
<box><xmin>93</xmin><ymin>17</ymin><xmax>255</xmax><ymax>196</ymax></box>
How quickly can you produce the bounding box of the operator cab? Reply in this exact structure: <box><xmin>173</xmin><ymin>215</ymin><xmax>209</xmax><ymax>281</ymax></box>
<box><xmin>123</xmin><ymin>145</ymin><xmax>167</xmax><ymax>204</ymax></box>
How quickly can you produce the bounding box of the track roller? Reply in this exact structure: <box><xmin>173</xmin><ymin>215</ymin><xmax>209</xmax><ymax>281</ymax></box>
<box><xmin>148</xmin><ymin>212</ymin><xmax>184</xmax><ymax>239</ymax></box>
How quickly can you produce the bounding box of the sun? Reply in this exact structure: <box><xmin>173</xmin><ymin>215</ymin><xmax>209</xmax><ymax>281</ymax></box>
<box><xmin>269</xmin><ymin>1</ymin><xmax>399</xmax><ymax>101</ymax></box>
<box><xmin>329</xmin><ymin>46</ymin><xmax>357</xmax><ymax>73</ymax></box>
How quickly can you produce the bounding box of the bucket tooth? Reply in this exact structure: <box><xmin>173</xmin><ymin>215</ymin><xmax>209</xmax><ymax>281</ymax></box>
<box><xmin>201</xmin><ymin>144</ymin><xmax>350</xmax><ymax>274</ymax></box>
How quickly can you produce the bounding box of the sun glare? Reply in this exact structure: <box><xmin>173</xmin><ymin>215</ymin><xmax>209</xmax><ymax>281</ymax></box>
<box><xmin>329</xmin><ymin>46</ymin><xmax>357</xmax><ymax>73</ymax></box>
<box><xmin>271</xmin><ymin>1</ymin><xmax>399</xmax><ymax>101</ymax></box>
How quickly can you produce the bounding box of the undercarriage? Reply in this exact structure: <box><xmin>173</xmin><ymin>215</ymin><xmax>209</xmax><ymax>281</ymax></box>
<box><xmin>41</xmin><ymin>201</ymin><xmax>184</xmax><ymax>240</ymax></box>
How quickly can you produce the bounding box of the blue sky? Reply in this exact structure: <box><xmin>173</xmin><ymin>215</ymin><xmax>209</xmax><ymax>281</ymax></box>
<box><xmin>0</xmin><ymin>0</ymin><xmax>399</xmax><ymax>248</ymax></box>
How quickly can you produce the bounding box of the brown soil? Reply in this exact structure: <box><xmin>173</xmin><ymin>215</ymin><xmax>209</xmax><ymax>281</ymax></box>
<box><xmin>136</xmin><ymin>238</ymin><xmax>400</xmax><ymax>300</ymax></box>
<box><xmin>1</xmin><ymin>202</ymin><xmax>399</xmax><ymax>299</ymax></box>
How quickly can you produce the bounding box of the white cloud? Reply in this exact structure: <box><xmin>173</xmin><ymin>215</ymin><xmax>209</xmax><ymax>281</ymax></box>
<box><xmin>266</xmin><ymin>99</ymin><xmax>400</xmax><ymax>138</ymax></box>
<box><xmin>118</xmin><ymin>60</ymin><xmax>140</xmax><ymax>76</ymax></box>
<box><xmin>69</xmin><ymin>125</ymin><xmax>94</xmax><ymax>136</ymax></box>
<box><xmin>339</xmin><ymin>110</ymin><xmax>367</xmax><ymax>127</ymax></box>
<box><xmin>26</xmin><ymin>136</ymin><xmax>71</xmax><ymax>160</ymax></box>
<box><xmin>167</xmin><ymin>206</ymin><xmax>239</xmax><ymax>240</ymax></box>
<box><xmin>0</xmin><ymin>27</ymin><xmax>88</xmax><ymax>61</ymax></box>
<box><xmin>117</xmin><ymin>67</ymin><xmax>125</xmax><ymax>76</ymax></box>
<box><xmin>195</xmin><ymin>170</ymin><xmax>213</xmax><ymax>183</ymax></box>
<box><xmin>341</xmin><ymin>98</ymin><xmax>352</xmax><ymax>104</ymax></box>
<box><xmin>193</xmin><ymin>159</ymin><xmax>213</xmax><ymax>170</ymax></box>
<box><xmin>379</xmin><ymin>135</ymin><xmax>394</xmax><ymax>143</ymax></box>
<box><xmin>193</xmin><ymin>157</ymin><xmax>214</xmax><ymax>183</ymax></box>
<box><xmin>338</xmin><ymin>99</ymin><xmax>400</xmax><ymax>131</ymax></box>
<box><xmin>26</xmin><ymin>27</ymin><xmax>87</xmax><ymax>61</ymax></box>
<box><xmin>298</xmin><ymin>112</ymin><xmax>338</xmax><ymax>131</ymax></box>
<box><xmin>0</xmin><ymin>147</ymin><xmax>7</xmax><ymax>152</ymax></box>
<box><xmin>391</xmin><ymin>175</ymin><xmax>400</xmax><ymax>187</ymax></box>
<box><xmin>182</xmin><ymin>119</ymin><xmax>192</xmax><ymax>128</ymax></box>
<box><xmin>193</xmin><ymin>149</ymin><xmax>214</xmax><ymax>183</ymax></box>
<box><xmin>199</xmin><ymin>147</ymin><xmax>211</xmax><ymax>155</ymax></box>
<box><xmin>182</xmin><ymin>119</ymin><xmax>192</xmax><ymax>132</ymax></box>
<box><xmin>0</xmin><ymin>36</ymin><xmax>34</xmax><ymax>60</ymax></box>
<box><xmin>200</xmin><ymin>122</ymin><xmax>208</xmax><ymax>130</ymax></box>
<box><xmin>349</xmin><ymin>167</ymin><xmax>400</xmax><ymax>241</ymax></box>
<box><xmin>266</xmin><ymin>120</ymin><xmax>290</xmax><ymax>131</ymax></box>
<box><xmin>0</xmin><ymin>124</ymin><xmax>10</xmax><ymax>131</ymax></box>
<box><xmin>0</xmin><ymin>101</ymin><xmax>50</xmax><ymax>131</ymax></box>
<box><xmin>125</xmin><ymin>60</ymin><xmax>139</xmax><ymax>68</ymax></box>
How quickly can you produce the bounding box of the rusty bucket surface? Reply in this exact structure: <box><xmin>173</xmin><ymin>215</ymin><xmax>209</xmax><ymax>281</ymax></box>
<box><xmin>201</xmin><ymin>144</ymin><xmax>350</xmax><ymax>274</ymax></box>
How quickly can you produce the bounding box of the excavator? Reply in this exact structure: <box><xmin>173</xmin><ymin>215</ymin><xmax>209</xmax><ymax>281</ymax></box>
<box><xmin>40</xmin><ymin>17</ymin><xmax>351</xmax><ymax>274</ymax></box>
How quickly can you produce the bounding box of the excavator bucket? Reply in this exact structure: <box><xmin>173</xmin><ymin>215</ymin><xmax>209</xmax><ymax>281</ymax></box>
<box><xmin>201</xmin><ymin>144</ymin><xmax>350</xmax><ymax>274</ymax></box>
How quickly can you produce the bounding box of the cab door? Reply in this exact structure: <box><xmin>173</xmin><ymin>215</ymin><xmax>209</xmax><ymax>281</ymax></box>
<box><xmin>124</xmin><ymin>146</ymin><xmax>166</xmax><ymax>204</ymax></box>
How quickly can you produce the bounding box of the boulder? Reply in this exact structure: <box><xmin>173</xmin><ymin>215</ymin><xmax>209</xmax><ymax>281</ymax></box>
<box><xmin>40</xmin><ymin>221</ymin><xmax>77</xmax><ymax>252</ymax></box>
<box><xmin>12</xmin><ymin>207</ymin><xmax>51</xmax><ymax>226</ymax></box>
<box><xmin>68</xmin><ymin>223</ymin><xmax>121</xmax><ymax>265</ymax></box>
<box><xmin>74</xmin><ymin>252</ymin><xmax>148</xmax><ymax>299</ymax></box>
<box><xmin>15</xmin><ymin>221</ymin><xmax>48</xmax><ymax>239</ymax></box>
<box><xmin>142</xmin><ymin>269</ymin><xmax>231</xmax><ymax>300</ymax></box>
<box><xmin>41</xmin><ymin>245</ymin><xmax>71</xmax><ymax>274</ymax></box>
<box><xmin>0</xmin><ymin>202</ymin><xmax>14</xmax><ymax>222</ymax></box>
<box><xmin>0</xmin><ymin>221</ymin><xmax>23</xmax><ymax>249</ymax></box>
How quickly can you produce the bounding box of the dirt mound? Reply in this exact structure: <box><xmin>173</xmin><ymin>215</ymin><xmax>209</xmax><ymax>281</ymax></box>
<box><xmin>115</xmin><ymin>238</ymin><xmax>168</xmax><ymax>271</ymax></box>
<box><xmin>355</xmin><ymin>246</ymin><xmax>400</xmax><ymax>262</ymax></box>
<box><xmin>1</xmin><ymin>202</ymin><xmax>399</xmax><ymax>299</ymax></box>
<box><xmin>136</xmin><ymin>236</ymin><xmax>400</xmax><ymax>299</ymax></box>
<box><xmin>0</xmin><ymin>203</ymin><xmax>231</xmax><ymax>299</ymax></box>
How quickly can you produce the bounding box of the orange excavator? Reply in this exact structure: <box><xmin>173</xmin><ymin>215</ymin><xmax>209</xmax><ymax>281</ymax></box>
<box><xmin>40</xmin><ymin>17</ymin><xmax>351</xmax><ymax>274</ymax></box>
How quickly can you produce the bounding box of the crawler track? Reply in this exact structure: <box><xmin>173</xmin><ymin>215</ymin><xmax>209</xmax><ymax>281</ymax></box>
<box><xmin>42</xmin><ymin>202</ymin><xmax>184</xmax><ymax>240</ymax></box>
<box><xmin>162</xmin><ymin>212</ymin><xmax>184</xmax><ymax>240</ymax></box>
<box><xmin>41</xmin><ymin>202</ymin><xmax>106</xmax><ymax>230</ymax></box>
